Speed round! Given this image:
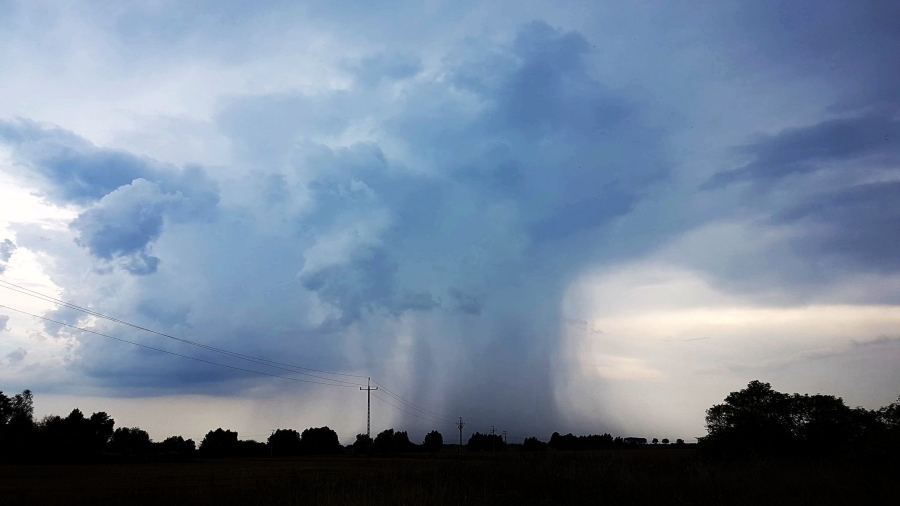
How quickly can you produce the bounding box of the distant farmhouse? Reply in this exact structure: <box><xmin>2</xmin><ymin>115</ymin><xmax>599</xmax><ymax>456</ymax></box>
<box><xmin>623</xmin><ymin>437</ymin><xmax>647</xmax><ymax>445</ymax></box>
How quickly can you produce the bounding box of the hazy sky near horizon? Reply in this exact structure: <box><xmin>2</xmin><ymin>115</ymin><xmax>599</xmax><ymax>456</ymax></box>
<box><xmin>1</xmin><ymin>0</ymin><xmax>899</xmax><ymax>443</ymax></box>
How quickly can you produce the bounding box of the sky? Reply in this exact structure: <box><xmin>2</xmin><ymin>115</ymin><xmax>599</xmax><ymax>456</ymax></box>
<box><xmin>1</xmin><ymin>0</ymin><xmax>899</xmax><ymax>444</ymax></box>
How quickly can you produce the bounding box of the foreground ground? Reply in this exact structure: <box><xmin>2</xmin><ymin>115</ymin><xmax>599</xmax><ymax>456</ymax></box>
<box><xmin>2</xmin><ymin>450</ymin><xmax>895</xmax><ymax>505</ymax></box>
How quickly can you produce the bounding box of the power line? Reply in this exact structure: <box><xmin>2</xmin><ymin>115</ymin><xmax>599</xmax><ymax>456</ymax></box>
<box><xmin>0</xmin><ymin>280</ymin><xmax>366</xmax><ymax>382</ymax></box>
<box><xmin>0</xmin><ymin>304</ymin><xmax>359</xmax><ymax>389</ymax></box>
<box><xmin>370</xmin><ymin>379</ymin><xmax>456</xmax><ymax>423</ymax></box>
<box><xmin>371</xmin><ymin>393</ymin><xmax>456</xmax><ymax>426</ymax></box>
<box><xmin>0</xmin><ymin>281</ymin><xmax>464</xmax><ymax>427</ymax></box>
<box><xmin>0</xmin><ymin>280</ymin><xmax>367</xmax><ymax>384</ymax></box>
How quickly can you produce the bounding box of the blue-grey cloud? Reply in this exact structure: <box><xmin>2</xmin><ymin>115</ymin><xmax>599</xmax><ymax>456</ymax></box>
<box><xmin>703</xmin><ymin>0</ymin><xmax>900</xmax><ymax>188</ymax></box>
<box><xmin>0</xmin><ymin>19</ymin><xmax>673</xmax><ymax>433</ymax></box>
<box><xmin>299</xmin><ymin>246</ymin><xmax>439</xmax><ymax>324</ymax></box>
<box><xmin>704</xmin><ymin>115</ymin><xmax>900</xmax><ymax>188</ymax></box>
<box><xmin>215</xmin><ymin>92</ymin><xmax>353</xmax><ymax>164</ymax></box>
<box><xmin>347</xmin><ymin>53</ymin><xmax>422</xmax><ymax>88</ymax></box>
<box><xmin>71</xmin><ymin>179</ymin><xmax>169</xmax><ymax>261</ymax></box>
<box><xmin>532</xmin><ymin>183</ymin><xmax>636</xmax><ymax>241</ymax></box>
<box><xmin>0</xmin><ymin>119</ymin><xmax>220</xmax><ymax>210</ymax></box>
<box><xmin>0</xmin><ymin>238</ymin><xmax>15</xmax><ymax>274</ymax></box>
<box><xmin>4</xmin><ymin>347</ymin><xmax>26</xmax><ymax>364</ymax></box>
<box><xmin>700</xmin><ymin>113</ymin><xmax>900</xmax><ymax>277</ymax></box>
<box><xmin>449</xmin><ymin>288</ymin><xmax>482</xmax><ymax>316</ymax></box>
<box><xmin>777</xmin><ymin>182</ymin><xmax>900</xmax><ymax>272</ymax></box>
<box><xmin>696</xmin><ymin>1</ymin><xmax>900</xmax><ymax>279</ymax></box>
<box><xmin>0</xmin><ymin>119</ymin><xmax>168</xmax><ymax>205</ymax></box>
<box><xmin>261</xmin><ymin>173</ymin><xmax>291</xmax><ymax>205</ymax></box>
<box><xmin>383</xmin><ymin>21</ymin><xmax>667</xmax><ymax>242</ymax></box>
<box><xmin>136</xmin><ymin>299</ymin><xmax>192</xmax><ymax>328</ymax></box>
<box><xmin>0</xmin><ymin>121</ymin><xmax>220</xmax><ymax>274</ymax></box>
<box><xmin>722</xmin><ymin>0</ymin><xmax>900</xmax><ymax>113</ymax></box>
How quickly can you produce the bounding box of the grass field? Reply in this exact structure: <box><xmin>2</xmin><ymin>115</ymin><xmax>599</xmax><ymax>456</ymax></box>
<box><xmin>2</xmin><ymin>450</ymin><xmax>895</xmax><ymax>505</ymax></box>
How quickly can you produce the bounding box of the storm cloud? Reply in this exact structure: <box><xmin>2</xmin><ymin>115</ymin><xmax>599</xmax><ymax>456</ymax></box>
<box><xmin>0</xmin><ymin>0</ymin><xmax>898</xmax><ymax>441</ymax></box>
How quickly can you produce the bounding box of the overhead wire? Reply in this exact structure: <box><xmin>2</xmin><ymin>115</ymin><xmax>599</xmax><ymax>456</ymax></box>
<box><xmin>0</xmin><ymin>304</ymin><xmax>359</xmax><ymax>388</ymax></box>
<box><xmin>0</xmin><ymin>280</ymin><xmax>464</xmax><ymax>424</ymax></box>
<box><xmin>0</xmin><ymin>280</ymin><xmax>366</xmax><ymax>384</ymax></box>
<box><xmin>370</xmin><ymin>379</ymin><xmax>457</xmax><ymax>423</ymax></box>
<box><xmin>370</xmin><ymin>392</ymin><xmax>457</xmax><ymax>427</ymax></box>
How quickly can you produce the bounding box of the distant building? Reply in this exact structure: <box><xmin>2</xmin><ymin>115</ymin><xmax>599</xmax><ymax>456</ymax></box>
<box><xmin>623</xmin><ymin>437</ymin><xmax>647</xmax><ymax>445</ymax></box>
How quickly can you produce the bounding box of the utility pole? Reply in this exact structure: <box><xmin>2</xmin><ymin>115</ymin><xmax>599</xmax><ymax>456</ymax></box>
<box><xmin>456</xmin><ymin>417</ymin><xmax>465</xmax><ymax>455</ymax></box>
<box><xmin>502</xmin><ymin>431</ymin><xmax>507</xmax><ymax>444</ymax></box>
<box><xmin>490</xmin><ymin>425</ymin><xmax>496</xmax><ymax>452</ymax></box>
<box><xmin>360</xmin><ymin>377</ymin><xmax>378</xmax><ymax>439</ymax></box>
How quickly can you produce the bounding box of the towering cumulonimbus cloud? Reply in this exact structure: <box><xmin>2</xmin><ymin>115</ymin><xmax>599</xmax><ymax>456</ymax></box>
<box><xmin>0</xmin><ymin>20</ymin><xmax>669</xmax><ymax>434</ymax></box>
<box><xmin>0</xmin><ymin>1</ymin><xmax>898</xmax><ymax>440</ymax></box>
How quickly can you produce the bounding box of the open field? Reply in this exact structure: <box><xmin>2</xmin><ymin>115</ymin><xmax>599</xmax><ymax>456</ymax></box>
<box><xmin>2</xmin><ymin>450</ymin><xmax>895</xmax><ymax>506</ymax></box>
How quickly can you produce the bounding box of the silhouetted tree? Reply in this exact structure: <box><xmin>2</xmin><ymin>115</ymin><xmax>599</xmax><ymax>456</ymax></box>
<box><xmin>0</xmin><ymin>389</ymin><xmax>34</xmax><ymax>430</ymax></box>
<box><xmin>268</xmin><ymin>429</ymin><xmax>302</xmax><ymax>456</ymax></box>
<box><xmin>793</xmin><ymin>394</ymin><xmax>841</xmax><ymax>443</ymax></box>
<box><xmin>549</xmin><ymin>432</ymin><xmax>577</xmax><ymax>451</ymax></box>
<box><xmin>700</xmin><ymin>380</ymin><xmax>893</xmax><ymax>458</ymax></box>
<box><xmin>661</xmin><ymin>438</ymin><xmax>669</xmax><ymax>444</ymax></box>
<box><xmin>298</xmin><ymin>426</ymin><xmax>343</xmax><ymax>455</ymax></box>
<box><xmin>89</xmin><ymin>412</ymin><xmax>115</xmax><ymax>448</ymax></box>
<box><xmin>423</xmin><ymin>430</ymin><xmax>443</xmax><ymax>452</ymax></box>
<box><xmin>652</xmin><ymin>438</ymin><xmax>659</xmax><ymax>444</ymax></box>
<box><xmin>0</xmin><ymin>390</ymin><xmax>36</xmax><ymax>459</ymax></box>
<box><xmin>879</xmin><ymin>396</ymin><xmax>900</xmax><ymax>453</ymax></box>
<box><xmin>879</xmin><ymin>397</ymin><xmax>900</xmax><ymax>431</ymax></box>
<box><xmin>522</xmin><ymin>437</ymin><xmax>547</xmax><ymax>452</ymax></box>
<box><xmin>373</xmin><ymin>429</ymin><xmax>394</xmax><ymax>452</ymax></box>
<box><xmin>157</xmin><ymin>435</ymin><xmax>196</xmax><ymax>459</ymax></box>
<box><xmin>199</xmin><ymin>428</ymin><xmax>239</xmax><ymax>458</ymax></box>
<box><xmin>703</xmin><ymin>380</ymin><xmax>795</xmax><ymax>456</ymax></box>
<box><xmin>392</xmin><ymin>430</ymin><xmax>413</xmax><ymax>451</ymax></box>
<box><xmin>373</xmin><ymin>428</ymin><xmax>417</xmax><ymax>453</ymax></box>
<box><xmin>352</xmin><ymin>433</ymin><xmax>372</xmax><ymax>454</ymax></box>
<box><xmin>110</xmin><ymin>427</ymin><xmax>152</xmax><ymax>456</ymax></box>
<box><xmin>237</xmin><ymin>439</ymin><xmax>268</xmax><ymax>457</ymax></box>
<box><xmin>548</xmin><ymin>432</ymin><xmax>614</xmax><ymax>451</ymax></box>
<box><xmin>467</xmin><ymin>432</ymin><xmax>505</xmax><ymax>452</ymax></box>
<box><xmin>36</xmin><ymin>408</ymin><xmax>116</xmax><ymax>461</ymax></box>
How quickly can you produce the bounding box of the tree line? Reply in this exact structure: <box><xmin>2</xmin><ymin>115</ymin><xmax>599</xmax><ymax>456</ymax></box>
<box><xmin>700</xmin><ymin>380</ymin><xmax>900</xmax><ymax>460</ymax></box>
<box><xmin>0</xmin><ymin>389</ymin><xmax>686</xmax><ymax>463</ymax></box>
<box><xmin>3</xmin><ymin>381</ymin><xmax>898</xmax><ymax>463</ymax></box>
